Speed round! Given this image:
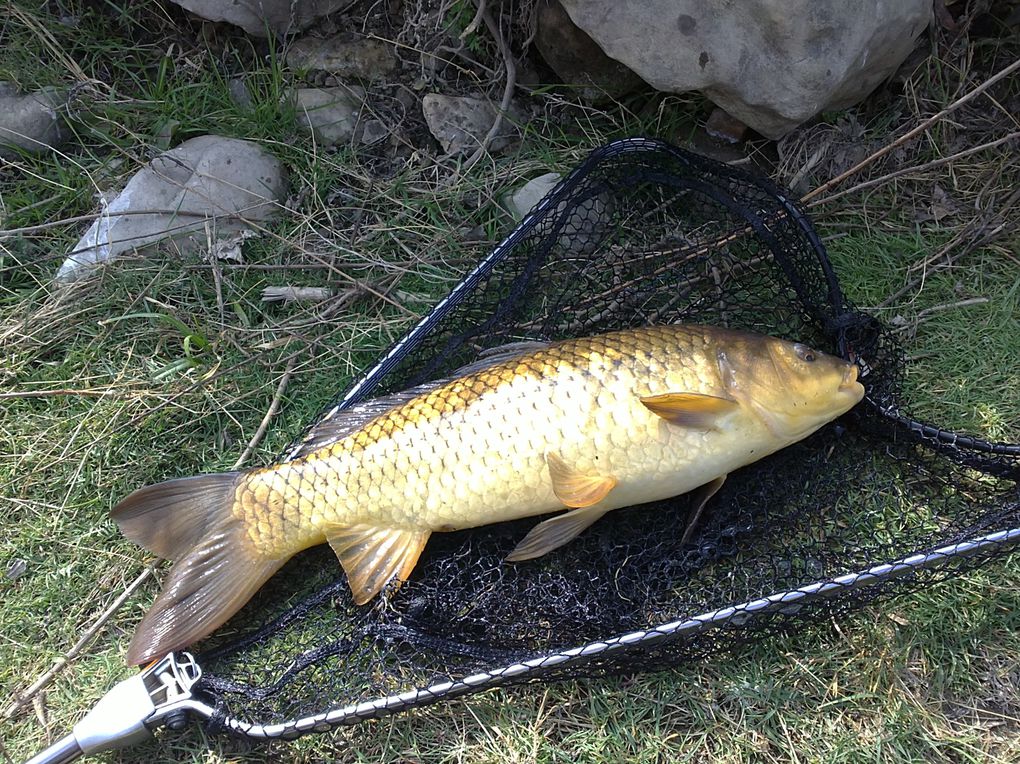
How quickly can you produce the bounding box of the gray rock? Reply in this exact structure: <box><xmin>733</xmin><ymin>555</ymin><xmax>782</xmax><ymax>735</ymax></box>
<box><xmin>505</xmin><ymin>172</ymin><xmax>609</xmax><ymax>256</ymax></box>
<box><xmin>505</xmin><ymin>172</ymin><xmax>562</xmax><ymax>221</ymax></box>
<box><xmin>359</xmin><ymin>119</ymin><xmax>389</xmax><ymax>145</ymax></box>
<box><xmin>292</xmin><ymin>86</ymin><xmax>365</xmax><ymax>146</ymax></box>
<box><xmin>167</xmin><ymin>0</ymin><xmax>347</xmax><ymax>37</ymax></box>
<box><xmin>534</xmin><ymin>0</ymin><xmax>645</xmax><ymax>103</ymax></box>
<box><xmin>422</xmin><ymin>93</ymin><xmax>517</xmax><ymax>155</ymax></box>
<box><xmin>287</xmin><ymin>35</ymin><xmax>398</xmax><ymax>80</ymax></box>
<box><xmin>228</xmin><ymin>77</ymin><xmax>253</xmax><ymax>108</ymax></box>
<box><xmin>57</xmin><ymin>135</ymin><xmax>286</xmax><ymax>282</ymax></box>
<box><xmin>0</xmin><ymin>84</ymin><xmax>68</xmax><ymax>158</ymax></box>
<box><xmin>558</xmin><ymin>0</ymin><xmax>932</xmax><ymax>138</ymax></box>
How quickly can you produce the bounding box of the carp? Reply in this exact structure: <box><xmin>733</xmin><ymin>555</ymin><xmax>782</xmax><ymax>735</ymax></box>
<box><xmin>113</xmin><ymin>324</ymin><xmax>864</xmax><ymax>664</ymax></box>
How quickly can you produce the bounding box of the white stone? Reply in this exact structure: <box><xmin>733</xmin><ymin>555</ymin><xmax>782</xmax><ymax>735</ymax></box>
<box><xmin>57</xmin><ymin>136</ymin><xmax>285</xmax><ymax>282</ymax></box>
<box><xmin>558</xmin><ymin>0</ymin><xmax>932</xmax><ymax>138</ymax></box>
<box><xmin>504</xmin><ymin>172</ymin><xmax>609</xmax><ymax>255</ymax></box>
<box><xmin>505</xmin><ymin>172</ymin><xmax>563</xmax><ymax>221</ymax></box>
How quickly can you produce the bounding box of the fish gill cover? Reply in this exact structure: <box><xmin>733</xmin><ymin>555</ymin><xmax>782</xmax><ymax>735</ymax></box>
<box><xmin>187</xmin><ymin>138</ymin><xmax>1020</xmax><ymax>740</ymax></box>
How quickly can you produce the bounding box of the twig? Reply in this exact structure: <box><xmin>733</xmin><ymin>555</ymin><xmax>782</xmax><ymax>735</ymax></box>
<box><xmin>3</xmin><ymin>567</ymin><xmax>155</xmax><ymax>721</ymax></box>
<box><xmin>0</xmin><ymin>388</ymin><xmax>126</xmax><ymax>399</ymax></box>
<box><xmin>801</xmin><ymin>57</ymin><xmax>1020</xmax><ymax>203</ymax></box>
<box><xmin>876</xmin><ymin>187</ymin><xmax>1019</xmax><ymax>308</ymax></box>
<box><xmin>207</xmin><ymin>222</ymin><xmax>226</xmax><ymax>326</ymax></box>
<box><xmin>0</xmin><ymin>208</ymin><xmax>233</xmax><ymax>238</ymax></box>
<box><xmin>891</xmin><ymin>297</ymin><xmax>991</xmax><ymax>334</ymax></box>
<box><xmin>462</xmin><ymin>2</ymin><xmax>517</xmax><ymax>172</ymax></box>
<box><xmin>914</xmin><ymin>297</ymin><xmax>990</xmax><ymax>321</ymax></box>
<box><xmin>807</xmin><ymin>131</ymin><xmax>1020</xmax><ymax>207</ymax></box>
<box><xmin>459</xmin><ymin>0</ymin><xmax>486</xmax><ymax>39</ymax></box>
<box><xmin>231</xmin><ymin>357</ymin><xmax>297</xmax><ymax>470</ymax></box>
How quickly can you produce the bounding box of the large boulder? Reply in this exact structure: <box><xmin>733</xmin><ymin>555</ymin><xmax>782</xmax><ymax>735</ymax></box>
<box><xmin>534</xmin><ymin>0</ymin><xmax>646</xmax><ymax>103</ymax></box>
<box><xmin>557</xmin><ymin>0</ymin><xmax>932</xmax><ymax>138</ymax></box>
<box><xmin>167</xmin><ymin>0</ymin><xmax>347</xmax><ymax>37</ymax></box>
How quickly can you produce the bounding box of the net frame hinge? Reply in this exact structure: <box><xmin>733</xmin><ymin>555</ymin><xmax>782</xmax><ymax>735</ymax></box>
<box><xmin>24</xmin><ymin>652</ymin><xmax>213</xmax><ymax>764</ymax></box>
<box><xmin>75</xmin><ymin>651</ymin><xmax>208</xmax><ymax>754</ymax></box>
<box><xmin>142</xmin><ymin>651</ymin><xmax>209</xmax><ymax>731</ymax></box>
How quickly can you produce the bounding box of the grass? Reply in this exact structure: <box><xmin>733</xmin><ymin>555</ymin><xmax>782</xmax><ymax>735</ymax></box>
<box><xmin>2</xmin><ymin>2</ymin><xmax>1019</xmax><ymax>763</ymax></box>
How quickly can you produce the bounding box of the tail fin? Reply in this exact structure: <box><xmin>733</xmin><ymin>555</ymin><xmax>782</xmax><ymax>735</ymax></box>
<box><xmin>112</xmin><ymin>473</ymin><xmax>285</xmax><ymax>665</ymax></box>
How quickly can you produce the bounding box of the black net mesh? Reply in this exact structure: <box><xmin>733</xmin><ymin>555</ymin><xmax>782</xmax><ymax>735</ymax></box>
<box><xmin>189</xmin><ymin>138</ymin><xmax>1020</xmax><ymax>740</ymax></box>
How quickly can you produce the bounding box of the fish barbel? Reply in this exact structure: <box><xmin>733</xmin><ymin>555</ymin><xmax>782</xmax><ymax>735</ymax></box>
<box><xmin>113</xmin><ymin>324</ymin><xmax>864</xmax><ymax>664</ymax></box>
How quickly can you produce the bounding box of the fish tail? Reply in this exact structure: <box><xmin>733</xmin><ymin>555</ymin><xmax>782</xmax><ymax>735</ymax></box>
<box><xmin>111</xmin><ymin>472</ymin><xmax>286</xmax><ymax>665</ymax></box>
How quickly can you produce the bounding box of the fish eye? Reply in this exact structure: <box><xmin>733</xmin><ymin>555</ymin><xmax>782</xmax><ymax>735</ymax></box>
<box><xmin>794</xmin><ymin>344</ymin><xmax>817</xmax><ymax>363</ymax></box>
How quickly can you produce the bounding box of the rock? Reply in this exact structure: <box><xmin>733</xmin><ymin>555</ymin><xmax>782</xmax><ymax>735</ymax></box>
<box><xmin>292</xmin><ymin>86</ymin><xmax>365</xmax><ymax>146</ymax></box>
<box><xmin>534</xmin><ymin>0</ymin><xmax>645</xmax><ymax>103</ymax></box>
<box><xmin>287</xmin><ymin>35</ymin><xmax>398</xmax><ymax>80</ymax></box>
<box><xmin>504</xmin><ymin>172</ymin><xmax>608</xmax><ymax>256</ymax></box>
<box><xmin>0</xmin><ymin>84</ymin><xmax>68</xmax><ymax>158</ymax></box>
<box><xmin>422</xmin><ymin>94</ymin><xmax>517</xmax><ymax>155</ymax></box>
<box><xmin>167</xmin><ymin>0</ymin><xmax>347</xmax><ymax>38</ymax></box>
<box><xmin>558</xmin><ymin>0</ymin><xmax>932</xmax><ymax>138</ymax></box>
<box><xmin>227</xmin><ymin>77</ymin><xmax>253</xmax><ymax>108</ymax></box>
<box><xmin>704</xmin><ymin>108</ymin><xmax>748</xmax><ymax>144</ymax></box>
<box><xmin>57</xmin><ymin>136</ymin><xmax>286</xmax><ymax>282</ymax></box>
<box><xmin>359</xmin><ymin>119</ymin><xmax>389</xmax><ymax>145</ymax></box>
<box><xmin>505</xmin><ymin>172</ymin><xmax>562</xmax><ymax>221</ymax></box>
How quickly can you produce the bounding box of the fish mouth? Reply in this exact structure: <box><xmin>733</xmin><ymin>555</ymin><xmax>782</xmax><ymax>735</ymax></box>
<box><xmin>838</xmin><ymin>362</ymin><xmax>866</xmax><ymax>400</ymax></box>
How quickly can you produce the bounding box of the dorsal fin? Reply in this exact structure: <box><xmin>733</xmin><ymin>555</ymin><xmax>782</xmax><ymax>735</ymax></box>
<box><xmin>289</xmin><ymin>339</ymin><xmax>550</xmax><ymax>458</ymax></box>
<box><xmin>290</xmin><ymin>381</ymin><xmax>447</xmax><ymax>458</ymax></box>
<box><xmin>451</xmin><ymin>340</ymin><xmax>550</xmax><ymax>376</ymax></box>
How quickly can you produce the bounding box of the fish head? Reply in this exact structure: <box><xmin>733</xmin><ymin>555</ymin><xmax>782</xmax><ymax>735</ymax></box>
<box><xmin>729</xmin><ymin>334</ymin><xmax>865</xmax><ymax>440</ymax></box>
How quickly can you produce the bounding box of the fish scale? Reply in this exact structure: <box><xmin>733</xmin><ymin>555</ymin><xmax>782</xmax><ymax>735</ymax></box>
<box><xmin>111</xmin><ymin>324</ymin><xmax>863</xmax><ymax>664</ymax></box>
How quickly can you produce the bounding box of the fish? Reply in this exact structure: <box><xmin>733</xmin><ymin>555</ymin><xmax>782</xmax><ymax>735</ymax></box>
<box><xmin>112</xmin><ymin>324</ymin><xmax>865</xmax><ymax>664</ymax></box>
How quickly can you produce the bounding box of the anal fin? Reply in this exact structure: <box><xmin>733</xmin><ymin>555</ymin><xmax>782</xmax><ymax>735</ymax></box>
<box><xmin>327</xmin><ymin>525</ymin><xmax>431</xmax><ymax>604</ymax></box>
<box><xmin>506</xmin><ymin>504</ymin><xmax>608</xmax><ymax>562</ymax></box>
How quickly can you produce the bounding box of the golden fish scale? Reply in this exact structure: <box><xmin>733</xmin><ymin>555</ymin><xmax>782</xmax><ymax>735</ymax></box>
<box><xmin>233</xmin><ymin>326</ymin><xmax>772</xmax><ymax>558</ymax></box>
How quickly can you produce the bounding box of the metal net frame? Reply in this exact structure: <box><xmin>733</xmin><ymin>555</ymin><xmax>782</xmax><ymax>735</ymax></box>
<box><xmin>142</xmin><ymin>137</ymin><xmax>1018</xmax><ymax>744</ymax></box>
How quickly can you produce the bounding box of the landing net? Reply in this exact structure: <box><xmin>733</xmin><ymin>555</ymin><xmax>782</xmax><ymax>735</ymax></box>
<box><xmin>186</xmin><ymin>138</ymin><xmax>1019</xmax><ymax>740</ymax></box>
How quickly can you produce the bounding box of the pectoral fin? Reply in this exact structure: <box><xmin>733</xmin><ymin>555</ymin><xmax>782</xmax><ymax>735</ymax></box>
<box><xmin>326</xmin><ymin>525</ymin><xmax>431</xmax><ymax>605</ymax></box>
<box><xmin>546</xmin><ymin>452</ymin><xmax>617</xmax><ymax>508</ymax></box>
<box><xmin>640</xmin><ymin>392</ymin><xmax>739</xmax><ymax>428</ymax></box>
<box><xmin>506</xmin><ymin>504</ymin><xmax>608</xmax><ymax>562</ymax></box>
<box><xmin>679</xmin><ymin>474</ymin><xmax>726</xmax><ymax>546</ymax></box>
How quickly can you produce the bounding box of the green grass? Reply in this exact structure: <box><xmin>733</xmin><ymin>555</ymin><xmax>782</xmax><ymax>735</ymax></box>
<box><xmin>2</xmin><ymin>2</ymin><xmax>1019</xmax><ymax>763</ymax></box>
<box><xmin>826</xmin><ymin>230</ymin><xmax>1020</xmax><ymax>439</ymax></box>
